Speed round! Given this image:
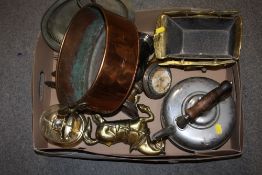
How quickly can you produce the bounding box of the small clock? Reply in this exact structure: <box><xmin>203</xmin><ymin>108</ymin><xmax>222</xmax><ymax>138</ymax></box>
<box><xmin>142</xmin><ymin>62</ymin><xmax>172</xmax><ymax>99</ymax></box>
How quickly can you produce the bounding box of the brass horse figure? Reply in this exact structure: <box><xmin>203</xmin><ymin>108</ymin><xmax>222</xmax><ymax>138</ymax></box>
<box><xmin>83</xmin><ymin>104</ymin><xmax>165</xmax><ymax>155</ymax></box>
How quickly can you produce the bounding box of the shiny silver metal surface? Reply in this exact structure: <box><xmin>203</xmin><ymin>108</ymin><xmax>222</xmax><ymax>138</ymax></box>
<box><xmin>161</xmin><ymin>77</ymin><xmax>236</xmax><ymax>151</ymax></box>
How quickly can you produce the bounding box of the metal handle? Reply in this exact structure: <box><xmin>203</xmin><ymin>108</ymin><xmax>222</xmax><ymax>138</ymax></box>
<box><xmin>185</xmin><ymin>80</ymin><xmax>232</xmax><ymax>120</ymax></box>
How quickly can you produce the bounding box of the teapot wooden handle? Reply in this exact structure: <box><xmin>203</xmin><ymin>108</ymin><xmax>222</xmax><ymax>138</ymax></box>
<box><xmin>185</xmin><ymin>80</ymin><xmax>232</xmax><ymax>120</ymax></box>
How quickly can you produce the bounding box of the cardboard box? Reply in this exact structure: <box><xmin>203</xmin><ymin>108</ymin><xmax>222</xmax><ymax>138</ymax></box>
<box><xmin>32</xmin><ymin>8</ymin><xmax>243</xmax><ymax>163</ymax></box>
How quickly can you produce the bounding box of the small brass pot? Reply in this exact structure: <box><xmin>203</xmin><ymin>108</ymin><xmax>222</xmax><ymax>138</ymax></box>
<box><xmin>56</xmin><ymin>5</ymin><xmax>139</xmax><ymax>114</ymax></box>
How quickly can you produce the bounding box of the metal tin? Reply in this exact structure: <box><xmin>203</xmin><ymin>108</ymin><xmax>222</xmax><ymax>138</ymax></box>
<box><xmin>161</xmin><ymin>77</ymin><xmax>236</xmax><ymax>151</ymax></box>
<box><xmin>142</xmin><ymin>62</ymin><xmax>172</xmax><ymax>99</ymax></box>
<box><xmin>154</xmin><ymin>9</ymin><xmax>242</xmax><ymax>69</ymax></box>
<box><xmin>56</xmin><ymin>5</ymin><xmax>139</xmax><ymax>114</ymax></box>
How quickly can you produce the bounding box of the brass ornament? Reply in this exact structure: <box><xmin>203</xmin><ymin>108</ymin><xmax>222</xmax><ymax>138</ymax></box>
<box><xmin>121</xmin><ymin>81</ymin><xmax>143</xmax><ymax>119</ymax></box>
<box><xmin>40</xmin><ymin>103</ymin><xmax>164</xmax><ymax>155</ymax></box>
<box><xmin>39</xmin><ymin>104</ymin><xmax>87</xmax><ymax>145</ymax></box>
<box><xmin>84</xmin><ymin>104</ymin><xmax>165</xmax><ymax>155</ymax></box>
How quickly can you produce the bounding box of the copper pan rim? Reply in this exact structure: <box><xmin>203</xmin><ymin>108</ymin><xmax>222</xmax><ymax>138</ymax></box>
<box><xmin>56</xmin><ymin>4</ymin><xmax>139</xmax><ymax>114</ymax></box>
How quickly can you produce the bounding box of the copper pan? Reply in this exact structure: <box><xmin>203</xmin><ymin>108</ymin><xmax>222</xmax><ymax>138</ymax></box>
<box><xmin>56</xmin><ymin>5</ymin><xmax>139</xmax><ymax>114</ymax></box>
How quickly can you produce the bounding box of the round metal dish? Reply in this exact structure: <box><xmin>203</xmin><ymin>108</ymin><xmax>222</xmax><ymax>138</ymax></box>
<box><xmin>41</xmin><ymin>0</ymin><xmax>82</xmax><ymax>51</ymax></box>
<box><xmin>161</xmin><ymin>77</ymin><xmax>236</xmax><ymax>151</ymax></box>
<box><xmin>39</xmin><ymin>104</ymin><xmax>86</xmax><ymax>145</ymax></box>
<box><xmin>41</xmin><ymin>0</ymin><xmax>133</xmax><ymax>51</ymax></box>
<box><xmin>77</xmin><ymin>0</ymin><xmax>132</xmax><ymax>19</ymax></box>
<box><xmin>56</xmin><ymin>5</ymin><xmax>139</xmax><ymax>114</ymax></box>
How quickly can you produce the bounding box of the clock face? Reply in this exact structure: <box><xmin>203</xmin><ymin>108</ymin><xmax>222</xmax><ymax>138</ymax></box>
<box><xmin>143</xmin><ymin>62</ymin><xmax>172</xmax><ymax>99</ymax></box>
<box><xmin>150</xmin><ymin>68</ymin><xmax>172</xmax><ymax>94</ymax></box>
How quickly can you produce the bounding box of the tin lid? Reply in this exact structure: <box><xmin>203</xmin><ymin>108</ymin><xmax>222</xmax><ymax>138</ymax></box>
<box><xmin>161</xmin><ymin>77</ymin><xmax>236</xmax><ymax>151</ymax></box>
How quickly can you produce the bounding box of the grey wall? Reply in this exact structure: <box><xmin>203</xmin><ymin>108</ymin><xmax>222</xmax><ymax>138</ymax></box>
<box><xmin>0</xmin><ymin>0</ymin><xmax>261</xmax><ymax>174</ymax></box>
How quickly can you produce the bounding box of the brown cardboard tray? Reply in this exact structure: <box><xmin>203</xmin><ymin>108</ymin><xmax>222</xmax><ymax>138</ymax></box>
<box><xmin>32</xmin><ymin>8</ymin><xmax>243</xmax><ymax>163</ymax></box>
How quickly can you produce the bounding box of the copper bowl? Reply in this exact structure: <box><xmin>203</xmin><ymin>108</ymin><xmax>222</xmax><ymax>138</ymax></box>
<box><xmin>56</xmin><ymin>5</ymin><xmax>139</xmax><ymax>114</ymax></box>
